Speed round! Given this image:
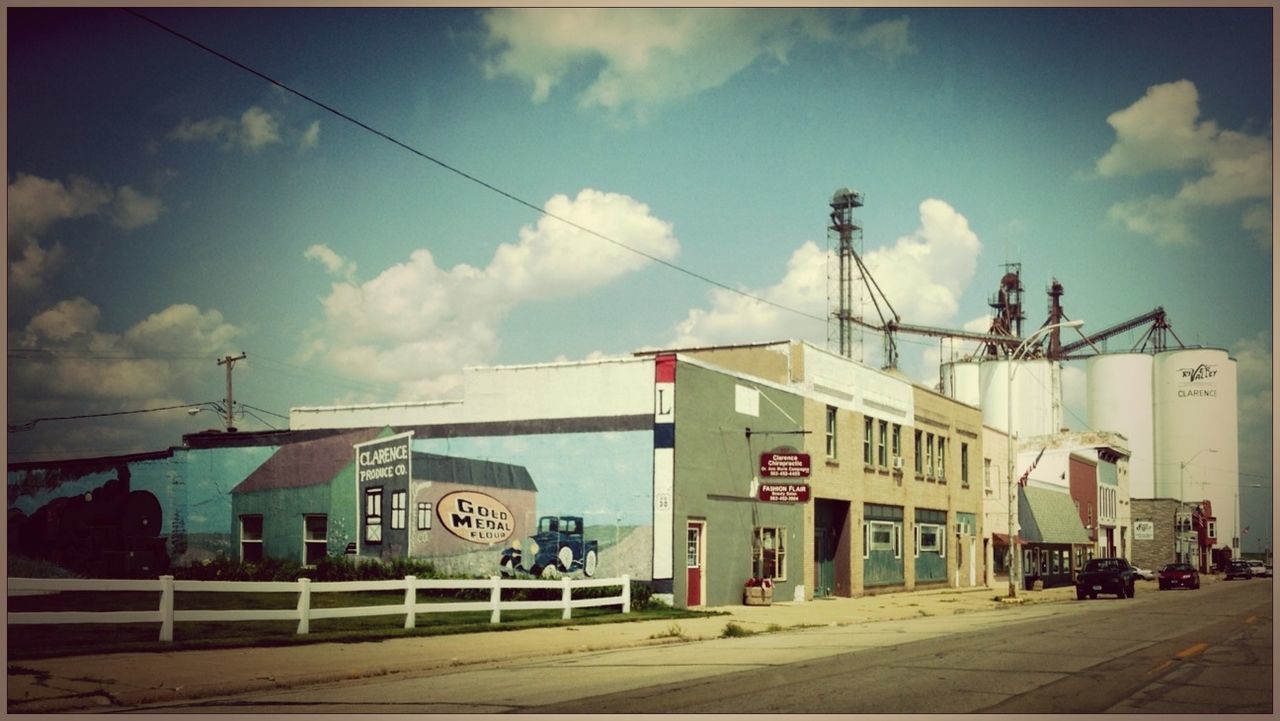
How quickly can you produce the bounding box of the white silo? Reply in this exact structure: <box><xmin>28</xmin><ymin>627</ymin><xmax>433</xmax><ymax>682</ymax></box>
<box><xmin>940</xmin><ymin>360</ymin><xmax>981</xmax><ymax>407</ymax></box>
<box><xmin>979</xmin><ymin>359</ymin><xmax>1063</xmax><ymax>437</ymax></box>
<box><xmin>1086</xmin><ymin>353</ymin><xmax>1155</xmax><ymax>499</ymax></box>
<box><xmin>1152</xmin><ymin>348</ymin><xmax>1239</xmax><ymax>553</ymax></box>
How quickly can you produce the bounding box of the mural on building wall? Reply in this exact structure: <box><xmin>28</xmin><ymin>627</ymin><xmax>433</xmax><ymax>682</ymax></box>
<box><xmin>414</xmin><ymin>431</ymin><xmax>653</xmax><ymax>580</ymax></box>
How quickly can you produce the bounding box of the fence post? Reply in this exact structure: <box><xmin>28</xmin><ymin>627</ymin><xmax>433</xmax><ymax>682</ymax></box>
<box><xmin>296</xmin><ymin>578</ymin><xmax>311</xmax><ymax>635</ymax></box>
<box><xmin>404</xmin><ymin>575</ymin><xmax>416</xmax><ymax>630</ymax></box>
<box><xmin>562</xmin><ymin>575</ymin><xmax>572</xmax><ymax>620</ymax></box>
<box><xmin>490</xmin><ymin>576</ymin><xmax>501</xmax><ymax>624</ymax></box>
<box><xmin>158</xmin><ymin>575</ymin><xmax>174</xmax><ymax>642</ymax></box>
<box><xmin>621</xmin><ymin>574</ymin><xmax>631</xmax><ymax>614</ymax></box>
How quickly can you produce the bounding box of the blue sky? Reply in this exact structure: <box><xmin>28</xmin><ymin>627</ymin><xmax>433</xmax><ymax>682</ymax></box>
<box><xmin>6</xmin><ymin>7</ymin><xmax>1273</xmax><ymax>549</ymax></box>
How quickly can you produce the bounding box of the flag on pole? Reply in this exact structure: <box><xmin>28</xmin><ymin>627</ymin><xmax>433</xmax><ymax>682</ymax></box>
<box><xmin>1018</xmin><ymin>448</ymin><xmax>1045</xmax><ymax>487</ymax></box>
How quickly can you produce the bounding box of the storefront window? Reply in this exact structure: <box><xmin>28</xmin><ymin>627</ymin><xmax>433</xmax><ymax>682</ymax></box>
<box><xmin>365</xmin><ymin>487</ymin><xmax>383</xmax><ymax>543</ymax></box>
<box><xmin>754</xmin><ymin>527</ymin><xmax>787</xmax><ymax>581</ymax></box>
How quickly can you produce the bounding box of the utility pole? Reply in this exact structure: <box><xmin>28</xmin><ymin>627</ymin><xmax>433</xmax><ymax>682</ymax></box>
<box><xmin>217</xmin><ymin>352</ymin><xmax>246</xmax><ymax>431</ymax></box>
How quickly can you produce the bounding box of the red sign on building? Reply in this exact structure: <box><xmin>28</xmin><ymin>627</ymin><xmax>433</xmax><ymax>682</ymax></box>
<box><xmin>758</xmin><ymin>483</ymin><xmax>810</xmax><ymax>503</ymax></box>
<box><xmin>759</xmin><ymin>452</ymin><xmax>811</xmax><ymax>478</ymax></box>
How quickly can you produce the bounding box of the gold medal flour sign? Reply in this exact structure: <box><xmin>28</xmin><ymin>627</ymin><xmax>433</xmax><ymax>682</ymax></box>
<box><xmin>437</xmin><ymin>491</ymin><xmax>515</xmax><ymax>544</ymax></box>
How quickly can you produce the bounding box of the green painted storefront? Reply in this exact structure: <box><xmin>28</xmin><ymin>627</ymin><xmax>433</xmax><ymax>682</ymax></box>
<box><xmin>672</xmin><ymin>360</ymin><xmax>807</xmax><ymax>607</ymax></box>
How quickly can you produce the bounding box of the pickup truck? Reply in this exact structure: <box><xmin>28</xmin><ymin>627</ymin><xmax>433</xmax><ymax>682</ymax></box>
<box><xmin>1075</xmin><ymin>557</ymin><xmax>1138</xmax><ymax>600</ymax></box>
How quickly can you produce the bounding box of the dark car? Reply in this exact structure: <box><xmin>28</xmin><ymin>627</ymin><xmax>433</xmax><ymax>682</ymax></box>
<box><xmin>499</xmin><ymin>515</ymin><xmax>599</xmax><ymax>578</ymax></box>
<box><xmin>1075</xmin><ymin>557</ymin><xmax>1138</xmax><ymax>599</ymax></box>
<box><xmin>1158</xmin><ymin>562</ymin><xmax>1200</xmax><ymax>590</ymax></box>
<box><xmin>1225</xmin><ymin>560</ymin><xmax>1254</xmax><ymax>580</ymax></box>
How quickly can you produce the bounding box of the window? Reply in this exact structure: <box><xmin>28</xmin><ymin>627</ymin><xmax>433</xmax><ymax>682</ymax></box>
<box><xmin>984</xmin><ymin>458</ymin><xmax>994</xmax><ymax>496</ymax></box>
<box><xmin>304</xmin><ymin>515</ymin><xmax>327</xmax><ymax>565</ymax></box>
<box><xmin>825</xmin><ymin>406</ymin><xmax>837</xmax><ymax>458</ymax></box>
<box><xmin>365</xmin><ymin>487</ymin><xmax>383</xmax><ymax>543</ymax></box>
<box><xmin>863</xmin><ymin>417</ymin><xmax>874</xmax><ymax>465</ymax></box>
<box><xmin>937</xmin><ymin>437</ymin><xmax>946</xmax><ymax>480</ymax></box>
<box><xmin>1040</xmin><ymin>552</ymin><xmax>1049</xmax><ymax>575</ymax></box>
<box><xmin>1207</xmin><ymin>520</ymin><xmax>1216</xmax><ymax>539</ymax></box>
<box><xmin>869</xmin><ymin>521</ymin><xmax>894</xmax><ymax>551</ymax></box>
<box><xmin>916</xmin><ymin>523</ymin><xmax>943</xmax><ymax>556</ymax></box>
<box><xmin>961</xmin><ymin>443</ymin><xmax>970</xmax><ymax>487</ymax></box>
<box><xmin>926</xmin><ymin>433</ymin><xmax>935</xmax><ymax>477</ymax></box>
<box><xmin>877</xmin><ymin>420</ymin><xmax>888</xmax><ymax>467</ymax></box>
<box><xmin>891</xmin><ymin>424</ymin><xmax>902</xmax><ymax>463</ymax></box>
<box><xmin>894</xmin><ymin>524</ymin><xmax>902</xmax><ymax>559</ymax></box>
<box><xmin>417</xmin><ymin>502</ymin><xmax>432</xmax><ymax>530</ymax></box>
<box><xmin>914</xmin><ymin>430</ymin><xmax>923</xmax><ymax>474</ymax></box>
<box><xmin>1051</xmin><ymin>550</ymin><xmax>1061</xmax><ymax>575</ymax></box>
<box><xmin>862</xmin><ymin>522</ymin><xmax>870</xmax><ymax>559</ymax></box>
<box><xmin>240</xmin><ymin>515</ymin><xmax>263</xmax><ymax>563</ymax></box>
<box><xmin>1023</xmin><ymin>549</ymin><xmax>1033</xmax><ymax>576</ymax></box>
<box><xmin>687</xmin><ymin>527</ymin><xmax>701</xmax><ymax>567</ymax></box>
<box><xmin>1086</xmin><ymin>502</ymin><xmax>1093</xmax><ymax>529</ymax></box>
<box><xmin>391</xmin><ymin>490</ymin><xmax>407</xmax><ymax>530</ymax></box>
<box><xmin>753</xmin><ymin>527</ymin><xmax>787</xmax><ymax>581</ymax></box>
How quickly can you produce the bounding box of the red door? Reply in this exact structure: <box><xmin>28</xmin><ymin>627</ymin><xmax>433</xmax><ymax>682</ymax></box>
<box><xmin>686</xmin><ymin>522</ymin><xmax>704</xmax><ymax>607</ymax></box>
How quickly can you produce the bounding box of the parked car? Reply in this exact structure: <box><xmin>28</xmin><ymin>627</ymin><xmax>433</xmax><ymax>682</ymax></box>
<box><xmin>499</xmin><ymin>515</ymin><xmax>599</xmax><ymax>578</ymax></box>
<box><xmin>1158</xmin><ymin>562</ymin><xmax>1200</xmax><ymax>590</ymax></box>
<box><xmin>1224</xmin><ymin>560</ymin><xmax>1253</xmax><ymax>580</ymax></box>
<box><xmin>1245</xmin><ymin>559</ymin><xmax>1272</xmax><ymax>578</ymax></box>
<box><xmin>1075</xmin><ymin>557</ymin><xmax>1138</xmax><ymax>600</ymax></box>
<box><xmin>1132</xmin><ymin>566</ymin><xmax>1156</xmax><ymax>581</ymax></box>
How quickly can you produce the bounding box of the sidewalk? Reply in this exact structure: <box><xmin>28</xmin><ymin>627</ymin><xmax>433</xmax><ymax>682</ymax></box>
<box><xmin>4</xmin><ymin>579</ymin><xmax>1119</xmax><ymax>713</ymax></box>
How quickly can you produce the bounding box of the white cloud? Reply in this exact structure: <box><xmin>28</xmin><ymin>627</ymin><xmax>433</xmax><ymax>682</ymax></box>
<box><xmin>299</xmin><ymin>120</ymin><xmax>321</xmax><ymax>150</ymax></box>
<box><xmin>109</xmin><ymin>186</ymin><xmax>165</xmax><ymax>230</ymax></box>
<box><xmin>308</xmin><ymin>189</ymin><xmax>679</xmax><ymax>398</ymax></box>
<box><xmin>304</xmin><ymin>244</ymin><xmax>357</xmax><ymax>280</ymax></box>
<box><xmin>854</xmin><ymin>17</ymin><xmax>917</xmax><ymax>64</ymax></box>
<box><xmin>481</xmin><ymin>9</ymin><xmax>849</xmax><ymax>121</ymax></box>
<box><xmin>1097</xmin><ymin>80</ymin><xmax>1272</xmax><ymax>246</ymax></box>
<box><xmin>170</xmin><ymin>106</ymin><xmax>311</xmax><ymax>152</ymax></box>
<box><xmin>669</xmin><ymin>199</ymin><xmax>983</xmax><ymax>369</ymax></box>
<box><xmin>6</xmin><ymin>173</ymin><xmax>163</xmax><ymax>292</ymax></box>
<box><xmin>10</xmin><ymin>299</ymin><xmax>243</xmax><ymax>406</ymax></box>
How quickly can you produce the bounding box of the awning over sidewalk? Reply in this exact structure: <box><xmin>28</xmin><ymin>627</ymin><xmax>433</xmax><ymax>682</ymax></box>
<box><xmin>991</xmin><ymin>532</ymin><xmax>1024</xmax><ymax>546</ymax></box>
<box><xmin>1018</xmin><ymin>485</ymin><xmax>1092</xmax><ymax>545</ymax></box>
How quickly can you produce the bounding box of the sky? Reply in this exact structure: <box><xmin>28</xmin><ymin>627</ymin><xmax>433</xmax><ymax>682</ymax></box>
<box><xmin>6</xmin><ymin>7</ymin><xmax>1274</xmax><ymax>551</ymax></box>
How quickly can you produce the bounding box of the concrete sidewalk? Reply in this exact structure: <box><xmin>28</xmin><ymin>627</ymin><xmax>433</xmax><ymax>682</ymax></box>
<box><xmin>6</xmin><ymin>578</ymin><xmax>1168</xmax><ymax>714</ymax></box>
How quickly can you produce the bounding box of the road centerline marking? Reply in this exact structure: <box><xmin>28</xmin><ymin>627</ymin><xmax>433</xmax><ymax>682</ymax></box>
<box><xmin>1174</xmin><ymin>642</ymin><xmax>1209</xmax><ymax>659</ymax></box>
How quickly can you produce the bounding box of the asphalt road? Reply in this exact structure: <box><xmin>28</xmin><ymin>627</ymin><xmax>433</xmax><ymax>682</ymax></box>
<box><xmin>118</xmin><ymin>578</ymin><xmax>1272</xmax><ymax>714</ymax></box>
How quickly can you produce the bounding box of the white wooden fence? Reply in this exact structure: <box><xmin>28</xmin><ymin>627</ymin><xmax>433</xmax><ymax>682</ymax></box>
<box><xmin>7</xmin><ymin>574</ymin><xmax>630</xmax><ymax>642</ymax></box>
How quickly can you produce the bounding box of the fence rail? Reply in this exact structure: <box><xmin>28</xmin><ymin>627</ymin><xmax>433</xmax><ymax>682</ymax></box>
<box><xmin>8</xmin><ymin>574</ymin><xmax>631</xmax><ymax>642</ymax></box>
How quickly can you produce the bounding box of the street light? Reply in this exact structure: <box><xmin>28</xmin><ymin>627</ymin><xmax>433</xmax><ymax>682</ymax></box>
<box><xmin>1178</xmin><ymin>449</ymin><xmax>1216</xmax><ymax>565</ymax></box>
<box><xmin>1006</xmin><ymin>319</ymin><xmax>1083</xmax><ymax>599</ymax></box>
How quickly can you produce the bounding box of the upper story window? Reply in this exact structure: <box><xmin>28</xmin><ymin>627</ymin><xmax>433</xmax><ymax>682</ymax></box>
<box><xmin>877</xmin><ymin>420</ymin><xmax>888</xmax><ymax>467</ymax></box>
<box><xmin>863</xmin><ymin>417</ymin><xmax>874</xmax><ymax>465</ymax></box>
<box><xmin>825</xmin><ymin>406</ymin><xmax>838</xmax><ymax>458</ymax></box>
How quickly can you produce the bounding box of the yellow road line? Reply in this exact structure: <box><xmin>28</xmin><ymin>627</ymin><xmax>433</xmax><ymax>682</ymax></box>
<box><xmin>1148</xmin><ymin>659</ymin><xmax>1174</xmax><ymax>675</ymax></box>
<box><xmin>1175</xmin><ymin>642</ymin><xmax>1209</xmax><ymax>658</ymax></box>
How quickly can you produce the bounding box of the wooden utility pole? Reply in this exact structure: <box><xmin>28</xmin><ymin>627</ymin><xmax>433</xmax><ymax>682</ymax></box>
<box><xmin>217</xmin><ymin>352</ymin><xmax>246</xmax><ymax>431</ymax></box>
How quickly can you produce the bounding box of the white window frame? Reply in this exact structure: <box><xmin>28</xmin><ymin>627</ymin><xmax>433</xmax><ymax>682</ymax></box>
<box><xmin>417</xmin><ymin>502</ymin><xmax>432</xmax><ymax>531</ymax></box>
<box><xmin>877</xmin><ymin>420</ymin><xmax>888</xmax><ymax>467</ymax></box>
<box><xmin>869</xmin><ymin>521</ymin><xmax>894</xmax><ymax>553</ymax></box>
<box><xmin>391</xmin><ymin>490</ymin><xmax>407</xmax><ymax>530</ymax></box>
<box><xmin>303</xmin><ymin>514</ymin><xmax>327</xmax><ymax>565</ymax></box>
<box><xmin>892</xmin><ymin>424</ymin><xmax>902</xmax><ymax>463</ymax></box>
<box><xmin>914</xmin><ymin>430</ymin><xmax>923</xmax><ymax>474</ymax></box>
<box><xmin>365</xmin><ymin>487</ymin><xmax>383</xmax><ymax>544</ymax></box>
<box><xmin>863</xmin><ymin>417</ymin><xmax>874</xmax><ymax>465</ymax></box>
<box><xmin>240</xmin><ymin>514</ymin><xmax>263</xmax><ymax>563</ymax></box>
<box><xmin>916</xmin><ymin>523</ymin><xmax>944</xmax><ymax>557</ymax></box>
<box><xmin>961</xmin><ymin>443</ymin><xmax>970</xmax><ymax>487</ymax></box>
<box><xmin>825</xmin><ymin>406</ymin><xmax>838</xmax><ymax>458</ymax></box>
<box><xmin>1207</xmin><ymin>520</ymin><xmax>1216</xmax><ymax>539</ymax></box>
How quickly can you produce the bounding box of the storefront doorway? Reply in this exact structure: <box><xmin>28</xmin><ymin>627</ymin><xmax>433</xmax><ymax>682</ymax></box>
<box><xmin>686</xmin><ymin>520</ymin><xmax>705</xmax><ymax>607</ymax></box>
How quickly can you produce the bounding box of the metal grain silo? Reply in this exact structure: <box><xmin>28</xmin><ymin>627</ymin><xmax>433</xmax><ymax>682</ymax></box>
<box><xmin>978</xmin><ymin>359</ymin><xmax>1062</xmax><ymax>437</ymax></box>
<box><xmin>1086</xmin><ymin>353</ymin><xmax>1155</xmax><ymax>499</ymax></box>
<box><xmin>1152</xmin><ymin>348</ymin><xmax>1239</xmax><ymax>551</ymax></box>
<box><xmin>940</xmin><ymin>360</ymin><xmax>981</xmax><ymax>407</ymax></box>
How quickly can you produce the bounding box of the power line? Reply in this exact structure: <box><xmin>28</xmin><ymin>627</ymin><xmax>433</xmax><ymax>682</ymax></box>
<box><xmin>8</xmin><ymin>402</ymin><xmax>221</xmax><ymax>433</ymax></box>
<box><xmin>122</xmin><ymin>9</ymin><xmax>827</xmax><ymax>327</ymax></box>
